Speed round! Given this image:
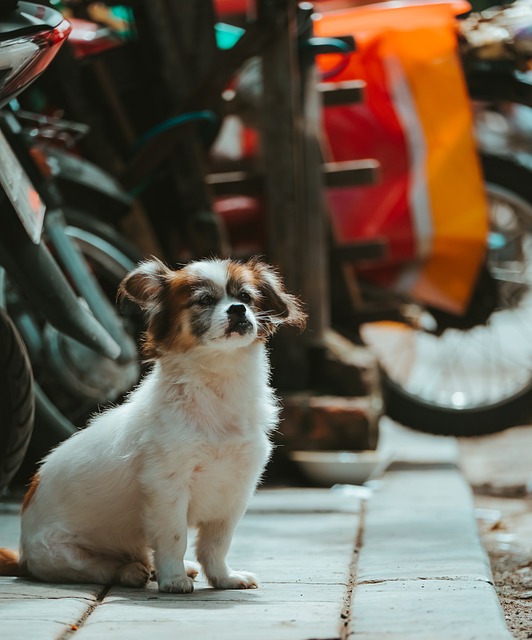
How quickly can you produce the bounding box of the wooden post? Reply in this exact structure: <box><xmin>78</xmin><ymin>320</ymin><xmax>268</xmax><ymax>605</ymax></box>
<box><xmin>259</xmin><ymin>0</ymin><xmax>329</xmax><ymax>345</ymax></box>
<box><xmin>259</xmin><ymin>1</ymin><xmax>303</xmax><ymax>290</ymax></box>
<box><xmin>259</xmin><ymin>0</ymin><xmax>330</xmax><ymax>390</ymax></box>
<box><xmin>257</xmin><ymin>1</ymin><xmax>381</xmax><ymax>454</ymax></box>
<box><xmin>298</xmin><ymin>2</ymin><xmax>331</xmax><ymax>344</ymax></box>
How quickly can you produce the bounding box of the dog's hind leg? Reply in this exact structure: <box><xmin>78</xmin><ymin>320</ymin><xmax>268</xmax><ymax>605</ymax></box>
<box><xmin>25</xmin><ymin>540</ymin><xmax>151</xmax><ymax>587</ymax></box>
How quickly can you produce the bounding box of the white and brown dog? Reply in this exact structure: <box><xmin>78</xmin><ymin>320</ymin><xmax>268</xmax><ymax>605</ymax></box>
<box><xmin>0</xmin><ymin>258</ymin><xmax>305</xmax><ymax>593</ymax></box>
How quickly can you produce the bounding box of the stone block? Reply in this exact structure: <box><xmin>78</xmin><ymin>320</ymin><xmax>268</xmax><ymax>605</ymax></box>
<box><xmin>278</xmin><ymin>393</ymin><xmax>379</xmax><ymax>451</ymax></box>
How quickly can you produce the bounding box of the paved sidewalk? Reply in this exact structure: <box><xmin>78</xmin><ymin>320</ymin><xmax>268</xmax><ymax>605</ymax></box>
<box><xmin>0</xmin><ymin>421</ymin><xmax>514</xmax><ymax>639</ymax></box>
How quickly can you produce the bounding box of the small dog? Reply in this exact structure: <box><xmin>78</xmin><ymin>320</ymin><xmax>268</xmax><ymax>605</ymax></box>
<box><xmin>0</xmin><ymin>257</ymin><xmax>305</xmax><ymax>592</ymax></box>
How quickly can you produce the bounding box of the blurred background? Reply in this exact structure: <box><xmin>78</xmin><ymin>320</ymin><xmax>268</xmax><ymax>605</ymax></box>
<box><xmin>0</xmin><ymin>0</ymin><xmax>531</xmax><ymax>631</ymax></box>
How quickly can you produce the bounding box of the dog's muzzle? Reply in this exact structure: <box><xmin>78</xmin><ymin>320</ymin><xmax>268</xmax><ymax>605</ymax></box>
<box><xmin>226</xmin><ymin>304</ymin><xmax>253</xmax><ymax>336</ymax></box>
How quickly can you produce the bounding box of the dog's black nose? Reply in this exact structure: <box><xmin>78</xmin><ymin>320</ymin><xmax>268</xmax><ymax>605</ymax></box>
<box><xmin>227</xmin><ymin>303</ymin><xmax>247</xmax><ymax>317</ymax></box>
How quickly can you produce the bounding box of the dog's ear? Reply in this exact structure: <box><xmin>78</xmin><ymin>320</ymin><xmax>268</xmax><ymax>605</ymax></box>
<box><xmin>249</xmin><ymin>259</ymin><xmax>307</xmax><ymax>334</ymax></box>
<box><xmin>118</xmin><ymin>258</ymin><xmax>172</xmax><ymax>309</ymax></box>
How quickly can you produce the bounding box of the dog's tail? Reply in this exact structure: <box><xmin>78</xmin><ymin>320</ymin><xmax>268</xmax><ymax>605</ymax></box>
<box><xmin>0</xmin><ymin>549</ymin><xmax>23</xmax><ymax>576</ymax></box>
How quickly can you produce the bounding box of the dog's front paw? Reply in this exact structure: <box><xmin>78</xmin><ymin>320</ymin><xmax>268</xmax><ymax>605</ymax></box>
<box><xmin>158</xmin><ymin>575</ymin><xmax>195</xmax><ymax>594</ymax></box>
<box><xmin>118</xmin><ymin>562</ymin><xmax>151</xmax><ymax>588</ymax></box>
<box><xmin>209</xmin><ymin>571</ymin><xmax>260</xmax><ymax>590</ymax></box>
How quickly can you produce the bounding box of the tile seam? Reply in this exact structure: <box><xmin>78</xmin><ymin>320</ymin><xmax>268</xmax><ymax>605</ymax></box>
<box><xmin>339</xmin><ymin>499</ymin><xmax>367</xmax><ymax>640</ymax></box>
<box><xmin>54</xmin><ymin>585</ymin><xmax>110</xmax><ymax>640</ymax></box>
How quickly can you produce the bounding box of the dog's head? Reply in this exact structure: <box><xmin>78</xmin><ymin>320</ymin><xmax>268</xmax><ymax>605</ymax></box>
<box><xmin>118</xmin><ymin>257</ymin><xmax>306</xmax><ymax>358</ymax></box>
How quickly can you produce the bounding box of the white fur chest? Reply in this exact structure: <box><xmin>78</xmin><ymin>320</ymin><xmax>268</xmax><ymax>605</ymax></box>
<box><xmin>186</xmin><ymin>433</ymin><xmax>271</xmax><ymax>526</ymax></box>
<box><xmin>134</xmin><ymin>353</ymin><xmax>275</xmax><ymax>527</ymax></box>
<box><xmin>141</xmin><ymin>346</ymin><xmax>278</xmax><ymax>439</ymax></box>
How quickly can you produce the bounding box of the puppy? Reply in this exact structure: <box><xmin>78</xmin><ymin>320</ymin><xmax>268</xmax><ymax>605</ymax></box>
<box><xmin>0</xmin><ymin>258</ymin><xmax>305</xmax><ymax>593</ymax></box>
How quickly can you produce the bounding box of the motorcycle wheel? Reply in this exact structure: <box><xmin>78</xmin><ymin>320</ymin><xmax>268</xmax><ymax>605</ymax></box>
<box><xmin>359</xmin><ymin>154</ymin><xmax>532</xmax><ymax>436</ymax></box>
<box><xmin>0</xmin><ymin>307</ymin><xmax>34</xmax><ymax>492</ymax></box>
<box><xmin>12</xmin><ymin>210</ymin><xmax>142</xmax><ymax>463</ymax></box>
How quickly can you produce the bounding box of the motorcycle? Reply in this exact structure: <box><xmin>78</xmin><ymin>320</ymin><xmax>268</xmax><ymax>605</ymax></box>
<box><xmin>0</xmin><ymin>1</ymin><xmax>141</xmax><ymax>492</ymax></box>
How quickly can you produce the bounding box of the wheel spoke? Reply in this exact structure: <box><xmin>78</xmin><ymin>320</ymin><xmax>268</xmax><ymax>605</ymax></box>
<box><xmin>362</xmin><ymin>178</ymin><xmax>532</xmax><ymax>411</ymax></box>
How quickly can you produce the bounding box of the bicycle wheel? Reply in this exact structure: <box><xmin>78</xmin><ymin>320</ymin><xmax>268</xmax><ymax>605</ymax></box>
<box><xmin>360</xmin><ymin>155</ymin><xmax>532</xmax><ymax>436</ymax></box>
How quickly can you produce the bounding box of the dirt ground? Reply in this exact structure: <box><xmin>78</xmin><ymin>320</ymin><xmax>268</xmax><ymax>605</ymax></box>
<box><xmin>459</xmin><ymin>426</ymin><xmax>532</xmax><ymax>639</ymax></box>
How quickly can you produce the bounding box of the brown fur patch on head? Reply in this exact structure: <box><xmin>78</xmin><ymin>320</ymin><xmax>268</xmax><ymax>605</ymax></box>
<box><xmin>226</xmin><ymin>261</ymin><xmax>257</xmax><ymax>293</ymax></box>
<box><xmin>246</xmin><ymin>258</ymin><xmax>307</xmax><ymax>337</ymax></box>
<box><xmin>117</xmin><ymin>257</ymin><xmax>172</xmax><ymax>310</ymax></box>
<box><xmin>225</xmin><ymin>260</ymin><xmax>263</xmax><ymax>312</ymax></box>
<box><xmin>21</xmin><ymin>472</ymin><xmax>40</xmax><ymax>512</ymax></box>
<box><xmin>118</xmin><ymin>259</ymin><xmax>204</xmax><ymax>358</ymax></box>
<box><xmin>143</xmin><ymin>270</ymin><xmax>200</xmax><ymax>357</ymax></box>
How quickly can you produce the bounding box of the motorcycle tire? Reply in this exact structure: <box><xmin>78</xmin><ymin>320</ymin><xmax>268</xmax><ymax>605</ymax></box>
<box><xmin>0</xmin><ymin>307</ymin><xmax>34</xmax><ymax>492</ymax></box>
<box><xmin>63</xmin><ymin>207</ymin><xmax>144</xmax><ymax>345</ymax></box>
<box><xmin>362</xmin><ymin>154</ymin><xmax>532</xmax><ymax>436</ymax></box>
<box><xmin>63</xmin><ymin>208</ymin><xmax>142</xmax><ymax>266</ymax></box>
<box><xmin>14</xmin><ymin>210</ymin><xmax>142</xmax><ymax>467</ymax></box>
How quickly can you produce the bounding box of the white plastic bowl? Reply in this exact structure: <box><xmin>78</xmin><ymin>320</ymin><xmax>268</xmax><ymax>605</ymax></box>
<box><xmin>289</xmin><ymin>450</ymin><xmax>387</xmax><ymax>486</ymax></box>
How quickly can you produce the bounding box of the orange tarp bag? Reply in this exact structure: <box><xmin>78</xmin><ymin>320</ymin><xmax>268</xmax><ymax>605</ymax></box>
<box><xmin>315</xmin><ymin>1</ymin><xmax>489</xmax><ymax>314</ymax></box>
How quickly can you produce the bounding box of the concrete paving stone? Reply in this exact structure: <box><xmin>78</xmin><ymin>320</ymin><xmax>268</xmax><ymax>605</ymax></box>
<box><xmin>237</xmin><ymin>510</ymin><xmax>360</xmax><ymax>543</ymax></box>
<box><xmin>104</xmin><ymin>580</ymin><xmax>345</xmax><ymax>603</ymax></box>
<box><xmin>0</xmin><ymin>597</ymin><xmax>96</xmax><ymax>640</ymax></box>
<box><xmin>75</xmin><ymin>597</ymin><xmax>344</xmax><ymax>640</ymax></box>
<box><xmin>356</xmin><ymin>544</ymin><xmax>490</xmax><ymax>584</ymax></box>
<box><xmin>350</xmin><ymin>579</ymin><xmax>513</xmax><ymax>639</ymax></box>
<box><xmin>74</xmin><ymin>618</ymin><xmax>337</xmax><ymax>640</ymax></box>
<box><xmin>246</xmin><ymin>566</ymin><xmax>348</xmax><ymax>585</ymax></box>
<box><xmin>1</xmin><ymin>620</ymin><xmax>76</xmax><ymax>640</ymax></box>
<box><xmin>0</xmin><ymin>577</ymin><xmax>102</xmax><ymax>600</ymax></box>
<box><xmin>81</xmin><ymin>587</ymin><xmax>344</xmax><ymax>621</ymax></box>
<box><xmin>347</xmin><ymin>429</ymin><xmax>512</xmax><ymax>640</ymax></box>
<box><xmin>356</xmin><ymin>468</ymin><xmax>493</xmax><ymax>583</ymax></box>
<box><xmin>234</xmin><ymin>557</ymin><xmax>349</xmax><ymax>584</ymax></box>
<box><xmin>248</xmin><ymin>487</ymin><xmax>362</xmax><ymax>513</ymax></box>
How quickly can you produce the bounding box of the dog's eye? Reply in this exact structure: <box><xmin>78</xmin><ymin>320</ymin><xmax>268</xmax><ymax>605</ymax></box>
<box><xmin>238</xmin><ymin>291</ymin><xmax>252</xmax><ymax>304</ymax></box>
<box><xmin>198</xmin><ymin>293</ymin><xmax>215</xmax><ymax>306</ymax></box>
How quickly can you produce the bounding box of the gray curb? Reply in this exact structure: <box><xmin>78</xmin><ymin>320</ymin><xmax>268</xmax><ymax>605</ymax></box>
<box><xmin>346</xmin><ymin>421</ymin><xmax>513</xmax><ymax>639</ymax></box>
